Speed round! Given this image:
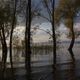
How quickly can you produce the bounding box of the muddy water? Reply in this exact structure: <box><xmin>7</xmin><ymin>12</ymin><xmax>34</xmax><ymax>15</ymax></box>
<box><xmin>2</xmin><ymin>43</ymin><xmax>80</xmax><ymax>80</ymax></box>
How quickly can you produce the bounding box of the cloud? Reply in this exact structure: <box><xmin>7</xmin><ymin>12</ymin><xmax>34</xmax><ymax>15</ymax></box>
<box><xmin>12</xmin><ymin>22</ymin><xmax>80</xmax><ymax>43</ymax></box>
<box><xmin>33</xmin><ymin>34</ymin><xmax>50</xmax><ymax>43</ymax></box>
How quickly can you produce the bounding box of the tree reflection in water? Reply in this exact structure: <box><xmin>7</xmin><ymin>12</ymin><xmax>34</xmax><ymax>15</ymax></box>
<box><xmin>41</xmin><ymin>50</ymin><xmax>76</xmax><ymax>80</ymax></box>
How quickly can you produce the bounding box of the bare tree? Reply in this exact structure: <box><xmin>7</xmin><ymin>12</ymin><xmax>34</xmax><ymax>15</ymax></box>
<box><xmin>0</xmin><ymin>1</ymin><xmax>13</xmax><ymax>79</ymax></box>
<box><xmin>37</xmin><ymin>0</ymin><xmax>56</xmax><ymax>66</ymax></box>
<box><xmin>9</xmin><ymin>0</ymin><xmax>17</xmax><ymax>77</ymax></box>
<box><xmin>25</xmin><ymin>0</ymin><xmax>32</xmax><ymax>80</ymax></box>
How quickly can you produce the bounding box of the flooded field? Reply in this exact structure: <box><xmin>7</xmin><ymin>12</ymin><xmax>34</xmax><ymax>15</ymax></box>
<box><xmin>1</xmin><ymin>42</ymin><xmax>80</xmax><ymax>80</ymax></box>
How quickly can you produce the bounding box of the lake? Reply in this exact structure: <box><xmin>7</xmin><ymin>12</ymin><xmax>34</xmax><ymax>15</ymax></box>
<box><xmin>1</xmin><ymin>42</ymin><xmax>80</xmax><ymax>80</ymax></box>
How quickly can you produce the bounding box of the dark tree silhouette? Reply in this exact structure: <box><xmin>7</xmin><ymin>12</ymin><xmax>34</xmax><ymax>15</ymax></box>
<box><xmin>0</xmin><ymin>1</ymin><xmax>12</xmax><ymax>79</ymax></box>
<box><xmin>55</xmin><ymin>0</ymin><xmax>80</xmax><ymax>53</ymax></box>
<box><xmin>9</xmin><ymin>0</ymin><xmax>17</xmax><ymax>77</ymax></box>
<box><xmin>52</xmin><ymin>0</ymin><xmax>56</xmax><ymax>65</ymax></box>
<box><xmin>25</xmin><ymin>0</ymin><xmax>32</xmax><ymax>80</ymax></box>
<box><xmin>37</xmin><ymin>0</ymin><xmax>56</xmax><ymax>66</ymax></box>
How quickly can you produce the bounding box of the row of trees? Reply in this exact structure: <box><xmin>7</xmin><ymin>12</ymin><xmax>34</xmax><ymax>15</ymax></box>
<box><xmin>24</xmin><ymin>0</ymin><xmax>80</xmax><ymax>79</ymax></box>
<box><xmin>0</xmin><ymin>0</ymin><xmax>15</xmax><ymax>79</ymax></box>
<box><xmin>0</xmin><ymin>0</ymin><xmax>80</xmax><ymax>80</ymax></box>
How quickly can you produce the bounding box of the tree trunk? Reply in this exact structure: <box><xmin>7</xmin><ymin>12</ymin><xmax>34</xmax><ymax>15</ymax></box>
<box><xmin>1</xmin><ymin>26</ymin><xmax>8</xmax><ymax>79</ymax></box>
<box><xmin>9</xmin><ymin>0</ymin><xmax>17</xmax><ymax>78</ymax></box>
<box><xmin>9</xmin><ymin>29</ymin><xmax>14</xmax><ymax>77</ymax></box>
<box><xmin>68</xmin><ymin>28</ymin><xmax>75</xmax><ymax>50</ymax></box>
<box><xmin>0</xmin><ymin>30</ymin><xmax>5</xmax><ymax>80</ymax></box>
<box><xmin>68</xmin><ymin>48</ymin><xmax>75</xmax><ymax>61</ymax></box>
<box><xmin>52</xmin><ymin>1</ymin><xmax>57</xmax><ymax>79</ymax></box>
<box><xmin>25</xmin><ymin>0</ymin><xmax>32</xmax><ymax>80</ymax></box>
<box><xmin>0</xmin><ymin>31</ymin><xmax>4</xmax><ymax>65</ymax></box>
<box><xmin>52</xmin><ymin>0</ymin><xmax>56</xmax><ymax>66</ymax></box>
<box><xmin>68</xmin><ymin>17</ymin><xmax>75</xmax><ymax>60</ymax></box>
<box><xmin>68</xmin><ymin>26</ymin><xmax>75</xmax><ymax>60</ymax></box>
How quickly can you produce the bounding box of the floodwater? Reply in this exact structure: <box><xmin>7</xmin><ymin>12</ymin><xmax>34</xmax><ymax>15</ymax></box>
<box><xmin>2</xmin><ymin>43</ymin><xmax>80</xmax><ymax>80</ymax></box>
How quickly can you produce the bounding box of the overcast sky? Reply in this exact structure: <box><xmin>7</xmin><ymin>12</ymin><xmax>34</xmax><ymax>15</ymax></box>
<box><xmin>14</xmin><ymin>21</ymin><xmax>80</xmax><ymax>43</ymax></box>
<box><xmin>14</xmin><ymin>0</ymin><xmax>80</xmax><ymax>43</ymax></box>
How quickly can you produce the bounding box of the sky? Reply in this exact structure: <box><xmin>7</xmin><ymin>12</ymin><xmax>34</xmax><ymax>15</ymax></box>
<box><xmin>14</xmin><ymin>21</ymin><xmax>80</xmax><ymax>43</ymax></box>
<box><xmin>33</xmin><ymin>22</ymin><xmax>52</xmax><ymax>42</ymax></box>
<box><xmin>18</xmin><ymin>0</ymin><xmax>59</xmax><ymax>43</ymax></box>
<box><xmin>13</xmin><ymin>0</ymin><xmax>80</xmax><ymax>43</ymax></box>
